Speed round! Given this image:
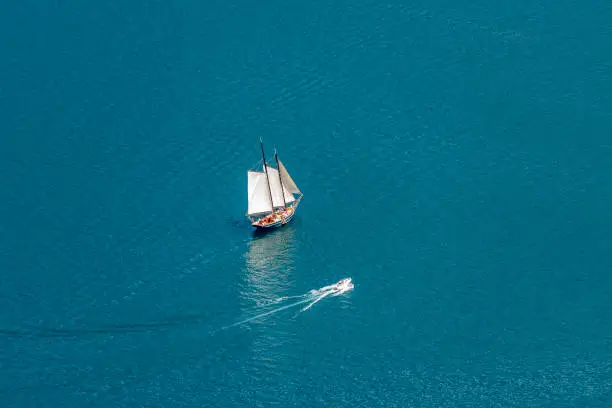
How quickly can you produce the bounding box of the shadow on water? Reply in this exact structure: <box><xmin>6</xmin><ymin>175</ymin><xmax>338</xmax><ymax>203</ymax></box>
<box><xmin>0</xmin><ymin>218</ymin><xmax>303</xmax><ymax>340</ymax></box>
<box><xmin>0</xmin><ymin>312</ymin><xmax>219</xmax><ymax>339</ymax></box>
<box><xmin>0</xmin><ymin>296</ymin><xmax>303</xmax><ymax>339</ymax></box>
<box><xmin>0</xmin><ymin>223</ymin><xmax>303</xmax><ymax>340</ymax></box>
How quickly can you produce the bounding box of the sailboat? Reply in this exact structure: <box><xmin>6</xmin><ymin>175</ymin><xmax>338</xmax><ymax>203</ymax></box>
<box><xmin>246</xmin><ymin>140</ymin><xmax>303</xmax><ymax>229</ymax></box>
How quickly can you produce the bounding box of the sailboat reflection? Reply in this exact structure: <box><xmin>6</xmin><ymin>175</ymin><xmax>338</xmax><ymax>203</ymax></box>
<box><xmin>242</xmin><ymin>225</ymin><xmax>297</xmax><ymax>308</ymax></box>
<box><xmin>236</xmin><ymin>225</ymin><xmax>299</xmax><ymax>367</ymax></box>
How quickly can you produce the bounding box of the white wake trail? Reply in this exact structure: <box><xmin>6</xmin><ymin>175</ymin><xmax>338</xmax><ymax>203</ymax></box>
<box><xmin>300</xmin><ymin>290</ymin><xmax>335</xmax><ymax>312</ymax></box>
<box><xmin>301</xmin><ymin>278</ymin><xmax>354</xmax><ymax>311</ymax></box>
<box><xmin>259</xmin><ymin>294</ymin><xmax>309</xmax><ymax>306</ymax></box>
<box><xmin>213</xmin><ymin>278</ymin><xmax>353</xmax><ymax>332</ymax></box>
<box><xmin>215</xmin><ymin>297</ymin><xmax>314</xmax><ymax>332</ymax></box>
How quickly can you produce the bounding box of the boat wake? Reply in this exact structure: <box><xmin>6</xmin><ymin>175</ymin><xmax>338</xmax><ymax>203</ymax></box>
<box><xmin>299</xmin><ymin>280</ymin><xmax>353</xmax><ymax>311</ymax></box>
<box><xmin>258</xmin><ymin>293</ymin><xmax>310</xmax><ymax>306</ymax></box>
<box><xmin>300</xmin><ymin>291</ymin><xmax>332</xmax><ymax>312</ymax></box>
<box><xmin>215</xmin><ymin>278</ymin><xmax>354</xmax><ymax>332</ymax></box>
<box><xmin>0</xmin><ymin>279</ymin><xmax>354</xmax><ymax>339</ymax></box>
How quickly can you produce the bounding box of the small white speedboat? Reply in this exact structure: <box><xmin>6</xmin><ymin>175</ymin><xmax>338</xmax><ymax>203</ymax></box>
<box><xmin>332</xmin><ymin>278</ymin><xmax>354</xmax><ymax>295</ymax></box>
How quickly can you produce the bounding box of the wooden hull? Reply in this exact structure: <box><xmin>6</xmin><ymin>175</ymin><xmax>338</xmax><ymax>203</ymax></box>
<box><xmin>255</xmin><ymin>211</ymin><xmax>295</xmax><ymax>229</ymax></box>
<box><xmin>248</xmin><ymin>196</ymin><xmax>302</xmax><ymax>230</ymax></box>
<box><xmin>250</xmin><ymin>199</ymin><xmax>300</xmax><ymax>230</ymax></box>
<box><xmin>252</xmin><ymin>210</ymin><xmax>296</xmax><ymax>230</ymax></box>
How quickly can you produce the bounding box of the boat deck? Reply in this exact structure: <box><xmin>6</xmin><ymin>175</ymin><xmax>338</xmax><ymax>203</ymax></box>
<box><xmin>252</xmin><ymin>207</ymin><xmax>295</xmax><ymax>229</ymax></box>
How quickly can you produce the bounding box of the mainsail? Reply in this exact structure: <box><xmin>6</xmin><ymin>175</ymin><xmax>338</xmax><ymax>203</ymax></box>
<box><xmin>266</xmin><ymin>165</ymin><xmax>296</xmax><ymax>207</ymax></box>
<box><xmin>247</xmin><ymin>171</ymin><xmax>273</xmax><ymax>215</ymax></box>
<box><xmin>277</xmin><ymin>158</ymin><xmax>301</xmax><ymax>195</ymax></box>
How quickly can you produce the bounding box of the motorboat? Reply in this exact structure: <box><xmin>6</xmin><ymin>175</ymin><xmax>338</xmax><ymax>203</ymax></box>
<box><xmin>332</xmin><ymin>278</ymin><xmax>354</xmax><ymax>294</ymax></box>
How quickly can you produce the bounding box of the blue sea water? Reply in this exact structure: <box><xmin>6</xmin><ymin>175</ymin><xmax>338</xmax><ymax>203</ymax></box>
<box><xmin>1</xmin><ymin>0</ymin><xmax>612</xmax><ymax>406</ymax></box>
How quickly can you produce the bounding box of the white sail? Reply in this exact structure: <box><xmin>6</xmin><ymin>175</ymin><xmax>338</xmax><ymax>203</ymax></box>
<box><xmin>277</xmin><ymin>158</ymin><xmax>301</xmax><ymax>195</ymax></box>
<box><xmin>266</xmin><ymin>165</ymin><xmax>295</xmax><ymax>207</ymax></box>
<box><xmin>247</xmin><ymin>171</ymin><xmax>273</xmax><ymax>215</ymax></box>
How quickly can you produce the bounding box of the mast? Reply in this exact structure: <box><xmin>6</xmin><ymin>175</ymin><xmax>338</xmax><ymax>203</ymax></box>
<box><xmin>275</xmin><ymin>149</ymin><xmax>287</xmax><ymax>208</ymax></box>
<box><xmin>260</xmin><ymin>138</ymin><xmax>275</xmax><ymax>212</ymax></box>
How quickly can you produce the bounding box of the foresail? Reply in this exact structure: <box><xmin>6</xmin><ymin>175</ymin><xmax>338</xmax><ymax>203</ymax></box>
<box><xmin>247</xmin><ymin>171</ymin><xmax>273</xmax><ymax>215</ymax></box>
<box><xmin>265</xmin><ymin>165</ymin><xmax>295</xmax><ymax>207</ymax></box>
<box><xmin>277</xmin><ymin>158</ymin><xmax>301</xmax><ymax>195</ymax></box>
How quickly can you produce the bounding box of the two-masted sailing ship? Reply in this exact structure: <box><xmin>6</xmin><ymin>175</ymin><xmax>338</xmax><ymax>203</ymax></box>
<box><xmin>246</xmin><ymin>141</ymin><xmax>302</xmax><ymax>229</ymax></box>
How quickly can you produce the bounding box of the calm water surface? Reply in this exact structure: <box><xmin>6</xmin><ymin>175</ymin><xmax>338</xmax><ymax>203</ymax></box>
<box><xmin>1</xmin><ymin>0</ymin><xmax>611</xmax><ymax>406</ymax></box>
